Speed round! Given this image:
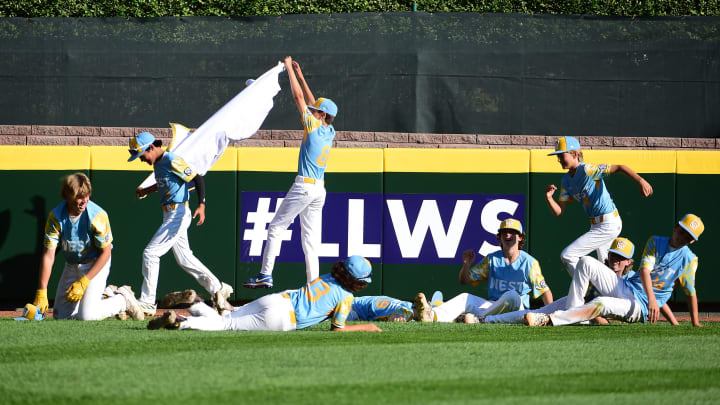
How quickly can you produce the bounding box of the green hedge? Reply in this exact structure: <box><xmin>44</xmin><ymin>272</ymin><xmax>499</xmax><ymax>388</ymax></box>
<box><xmin>1</xmin><ymin>0</ymin><xmax>719</xmax><ymax>17</ymax></box>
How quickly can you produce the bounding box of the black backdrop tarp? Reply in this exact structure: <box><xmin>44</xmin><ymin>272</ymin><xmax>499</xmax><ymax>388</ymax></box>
<box><xmin>0</xmin><ymin>13</ymin><xmax>718</xmax><ymax>137</ymax></box>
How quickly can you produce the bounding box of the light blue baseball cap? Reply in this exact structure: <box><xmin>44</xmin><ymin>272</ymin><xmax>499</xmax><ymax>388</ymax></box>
<box><xmin>128</xmin><ymin>132</ymin><xmax>156</xmax><ymax>162</ymax></box>
<box><xmin>344</xmin><ymin>255</ymin><xmax>372</xmax><ymax>283</ymax></box>
<box><xmin>548</xmin><ymin>136</ymin><xmax>581</xmax><ymax>156</ymax></box>
<box><xmin>308</xmin><ymin>97</ymin><xmax>338</xmax><ymax>117</ymax></box>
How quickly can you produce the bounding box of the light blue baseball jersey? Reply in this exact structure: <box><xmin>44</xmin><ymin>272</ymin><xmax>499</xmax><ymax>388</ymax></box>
<box><xmin>348</xmin><ymin>296</ymin><xmax>414</xmax><ymax>322</ymax></box>
<box><xmin>44</xmin><ymin>200</ymin><xmax>113</xmax><ymax>264</ymax></box>
<box><xmin>469</xmin><ymin>250</ymin><xmax>550</xmax><ymax>308</ymax></box>
<box><xmin>297</xmin><ymin>107</ymin><xmax>335</xmax><ymax>180</ymax></box>
<box><xmin>558</xmin><ymin>162</ymin><xmax>617</xmax><ymax>218</ymax></box>
<box><xmin>285</xmin><ymin>273</ymin><xmax>354</xmax><ymax>329</ymax></box>
<box><xmin>625</xmin><ymin>236</ymin><xmax>698</xmax><ymax>321</ymax></box>
<box><xmin>154</xmin><ymin>151</ymin><xmax>197</xmax><ymax>205</ymax></box>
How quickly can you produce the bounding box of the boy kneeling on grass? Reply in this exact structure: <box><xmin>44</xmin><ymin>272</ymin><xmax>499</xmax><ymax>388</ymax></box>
<box><xmin>148</xmin><ymin>255</ymin><xmax>382</xmax><ymax>332</ymax></box>
<box><xmin>526</xmin><ymin>214</ymin><xmax>704</xmax><ymax>327</ymax></box>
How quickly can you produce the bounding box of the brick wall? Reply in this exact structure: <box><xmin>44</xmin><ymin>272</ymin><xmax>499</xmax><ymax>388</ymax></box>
<box><xmin>1</xmin><ymin>125</ymin><xmax>718</xmax><ymax>149</ymax></box>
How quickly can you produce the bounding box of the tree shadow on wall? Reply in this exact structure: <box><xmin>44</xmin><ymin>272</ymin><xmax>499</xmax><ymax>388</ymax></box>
<box><xmin>0</xmin><ymin>196</ymin><xmax>46</xmax><ymax>303</ymax></box>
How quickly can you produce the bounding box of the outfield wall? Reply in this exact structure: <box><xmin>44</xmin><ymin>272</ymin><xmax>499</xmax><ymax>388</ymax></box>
<box><xmin>1</xmin><ymin>146</ymin><xmax>718</xmax><ymax>306</ymax></box>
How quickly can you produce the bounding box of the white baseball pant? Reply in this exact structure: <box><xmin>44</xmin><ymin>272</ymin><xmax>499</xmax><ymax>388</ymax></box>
<box><xmin>181</xmin><ymin>294</ymin><xmax>296</xmax><ymax>331</ymax></box>
<box><xmin>53</xmin><ymin>259</ymin><xmax>126</xmax><ymax>320</ymax></box>
<box><xmin>561</xmin><ymin>215</ymin><xmax>621</xmax><ymax>276</ymax></box>
<box><xmin>432</xmin><ymin>291</ymin><xmax>523</xmax><ymax>322</ymax></box>
<box><xmin>484</xmin><ymin>297</ymin><xmax>568</xmax><ymax>324</ymax></box>
<box><xmin>260</xmin><ymin>176</ymin><xmax>326</xmax><ymax>282</ymax></box>
<box><xmin>140</xmin><ymin>203</ymin><xmax>222</xmax><ymax>310</ymax></box>
<box><xmin>549</xmin><ymin>255</ymin><xmax>643</xmax><ymax>325</ymax></box>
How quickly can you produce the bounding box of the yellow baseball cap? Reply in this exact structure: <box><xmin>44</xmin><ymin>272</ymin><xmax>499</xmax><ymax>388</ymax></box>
<box><xmin>609</xmin><ymin>237</ymin><xmax>634</xmax><ymax>259</ymax></box>
<box><xmin>499</xmin><ymin>218</ymin><xmax>523</xmax><ymax>234</ymax></box>
<box><xmin>678</xmin><ymin>213</ymin><xmax>704</xmax><ymax>240</ymax></box>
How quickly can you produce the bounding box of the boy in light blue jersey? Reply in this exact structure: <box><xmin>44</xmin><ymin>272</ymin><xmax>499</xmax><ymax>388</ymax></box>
<box><xmin>526</xmin><ymin>214</ymin><xmax>703</xmax><ymax>327</ymax></box>
<box><xmin>148</xmin><ymin>256</ymin><xmax>382</xmax><ymax>333</ymax></box>
<box><xmin>130</xmin><ymin>131</ymin><xmax>232</xmax><ymax>316</ymax></box>
<box><xmin>30</xmin><ymin>173</ymin><xmax>143</xmax><ymax>320</ymax></box>
<box><xmin>416</xmin><ymin>218</ymin><xmax>553</xmax><ymax>323</ymax></box>
<box><xmin>545</xmin><ymin>136</ymin><xmax>653</xmax><ymax>276</ymax></box>
<box><xmin>244</xmin><ymin>56</ymin><xmax>338</xmax><ymax>289</ymax></box>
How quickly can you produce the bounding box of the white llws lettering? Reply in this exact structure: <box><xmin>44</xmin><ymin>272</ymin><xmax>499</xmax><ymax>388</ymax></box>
<box><xmin>242</xmin><ymin>197</ymin><xmax>292</xmax><ymax>256</ymax></box>
<box><xmin>318</xmin><ymin>209</ymin><xmax>340</xmax><ymax>257</ymax></box>
<box><xmin>347</xmin><ymin>199</ymin><xmax>381</xmax><ymax>258</ymax></box>
<box><xmin>387</xmin><ymin>199</ymin><xmax>472</xmax><ymax>259</ymax></box>
<box><xmin>478</xmin><ymin>199</ymin><xmax>519</xmax><ymax>257</ymax></box>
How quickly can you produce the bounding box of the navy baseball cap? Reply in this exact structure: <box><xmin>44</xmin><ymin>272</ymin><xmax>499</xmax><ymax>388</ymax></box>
<box><xmin>548</xmin><ymin>136</ymin><xmax>581</xmax><ymax>156</ymax></box>
<box><xmin>344</xmin><ymin>255</ymin><xmax>372</xmax><ymax>283</ymax></box>
<box><xmin>308</xmin><ymin>98</ymin><xmax>338</xmax><ymax>117</ymax></box>
<box><xmin>128</xmin><ymin>132</ymin><xmax>155</xmax><ymax>162</ymax></box>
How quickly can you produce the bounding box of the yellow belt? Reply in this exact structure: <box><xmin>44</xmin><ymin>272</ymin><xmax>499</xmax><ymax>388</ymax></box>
<box><xmin>590</xmin><ymin>209</ymin><xmax>618</xmax><ymax>225</ymax></box>
<box><xmin>162</xmin><ymin>201</ymin><xmax>188</xmax><ymax>212</ymax></box>
<box><xmin>303</xmin><ymin>177</ymin><xmax>316</xmax><ymax>184</ymax></box>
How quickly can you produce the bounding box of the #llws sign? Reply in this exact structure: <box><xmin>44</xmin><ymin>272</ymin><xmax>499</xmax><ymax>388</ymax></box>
<box><xmin>240</xmin><ymin>192</ymin><xmax>524</xmax><ymax>265</ymax></box>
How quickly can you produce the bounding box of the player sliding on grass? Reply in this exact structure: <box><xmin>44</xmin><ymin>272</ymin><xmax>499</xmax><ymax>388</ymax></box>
<box><xmin>545</xmin><ymin>136</ymin><xmax>653</xmax><ymax>276</ymax></box>
<box><xmin>526</xmin><ymin>214</ymin><xmax>704</xmax><ymax>327</ymax></box>
<box><xmin>244</xmin><ymin>56</ymin><xmax>338</xmax><ymax>289</ymax></box>
<box><xmin>148</xmin><ymin>256</ymin><xmax>382</xmax><ymax>332</ymax></box>
<box><xmin>29</xmin><ymin>173</ymin><xmax>144</xmax><ymax>321</ymax></box>
<box><xmin>414</xmin><ymin>218</ymin><xmax>553</xmax><ymax>323</ymax></box>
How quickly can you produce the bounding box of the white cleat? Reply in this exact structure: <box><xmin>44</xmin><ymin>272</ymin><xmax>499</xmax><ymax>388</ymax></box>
<box><xmin>413</xmin><ymin>292</ymin><xmax>434</xmax><ymax>322</ymax></box>
<box><xmin>117</xmin><ymin>286</ymin><xmax>145</xmax><ymax>321</ymax></box>
<box><xmin>524</xmin><ymin>312</ymin><xmax>551</xmax><ymax>327</ymax></box>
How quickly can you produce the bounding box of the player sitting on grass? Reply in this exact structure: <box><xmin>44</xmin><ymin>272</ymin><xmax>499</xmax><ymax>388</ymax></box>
<box><xmin>526</xmin><ymin>214</ymin><xmax>704</xmax><ymax>327</ymax></box>
<box><xmin>148</xmin><ymin>256</ymin><xmax>382</xmax><ymax>332</ymax></box>
<box><xmin>29</xmin><ymin>173</ymin><xmax>144</xmax><ymax>321</ymax></box>
<box><xmin>545</xmin><ymin>136</ymin><xmax>653</xmax><ymax>276</ymax></box>
<box><xmin>414</xmin><ymin>218</ymin><xmax>553</xmax><ymax>323</ymax></box>
<box><xmin>481</xmin><ymin>237</ymin><xmax>639</xmax><ymax>324</ymax></box>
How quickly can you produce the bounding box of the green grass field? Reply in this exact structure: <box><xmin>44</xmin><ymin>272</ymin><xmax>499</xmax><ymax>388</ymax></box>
<box><xmin>1</xmin><ymin>318</ymin><xmax>719</xmax><ymax>405</ymax></box>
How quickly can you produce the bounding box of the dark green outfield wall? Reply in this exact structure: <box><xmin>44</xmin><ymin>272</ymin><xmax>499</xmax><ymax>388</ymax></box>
<box><xmin>1</xmin><ymin>146</ymin><xmax>718</xmax><ymax>309</ymax></box>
